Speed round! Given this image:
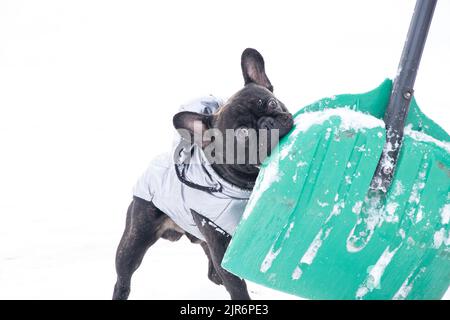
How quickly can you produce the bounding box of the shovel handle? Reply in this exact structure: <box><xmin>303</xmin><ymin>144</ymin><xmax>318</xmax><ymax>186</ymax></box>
<box><xmin>370</xmin><ymin>0</ymin><xmax>437</xmax><ymax>192</ymax></box>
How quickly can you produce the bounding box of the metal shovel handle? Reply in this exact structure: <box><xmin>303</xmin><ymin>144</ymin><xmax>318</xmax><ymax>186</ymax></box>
<box><xmin>371</xmin><ymin>0</ymin><xmax>437</xmax><ymax>192</ymax></box>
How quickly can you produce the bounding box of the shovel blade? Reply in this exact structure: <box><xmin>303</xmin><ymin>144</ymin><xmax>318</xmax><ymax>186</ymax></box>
<box><xmin>222</xmin><ymin>81</ymin><xmax>450</xmax><ymax>300</ymax></box>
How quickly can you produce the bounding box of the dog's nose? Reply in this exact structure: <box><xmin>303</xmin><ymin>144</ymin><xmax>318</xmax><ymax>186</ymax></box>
<box><xmin>277</xmin><ymin>112</ymin><xmax>294</xmax><ymax>136</ymax></box>
<box><xmin>279</xmin><ymin>112</ymin><xmax>293</xmax><ymax>127</ymax></box>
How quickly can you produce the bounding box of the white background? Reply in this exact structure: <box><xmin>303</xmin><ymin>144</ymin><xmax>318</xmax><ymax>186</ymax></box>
<box><xmin>0</xmin><ymin>0</ymin><xmax>449</xmax><ymax>299</ymax></box>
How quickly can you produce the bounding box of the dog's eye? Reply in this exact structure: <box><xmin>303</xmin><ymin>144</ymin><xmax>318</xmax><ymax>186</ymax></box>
<box><xmin>257</xmin><ymin>99</ymin><xmax>263</xmax><ymax>108</ymax></box>
<box><xmin>236</xmin><ymin>127</ymin><xmax>250</xmax><ymax>139</ymax></box>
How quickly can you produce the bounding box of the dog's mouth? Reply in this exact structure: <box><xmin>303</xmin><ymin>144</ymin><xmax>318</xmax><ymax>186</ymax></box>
<box><xmin>237</xmin><ymin>117</ymin><xmax>293</xmax><ymax>173</ymax></box>
<box><xmin>255</xmin><ymin>113</ymin><xmax>294</xmax><ymax>168</ymax></box>
<box><xmin>277</xmin><ymin>112</ymin><xmax>294</xmax><ymax>138</ymax></box>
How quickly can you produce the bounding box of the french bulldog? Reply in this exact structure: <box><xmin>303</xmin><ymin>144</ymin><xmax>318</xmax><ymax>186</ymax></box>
<box><xmin>113</xmin><ymin>48</ymin><xmax>293</xmax><ymax>300</ymax></box>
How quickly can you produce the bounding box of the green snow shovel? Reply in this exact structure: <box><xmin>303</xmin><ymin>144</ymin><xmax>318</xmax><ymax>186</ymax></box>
<box><xmin>222</xmin><ymin>0</ymin><xmax>450</xmax><ymax>299</ymax></box>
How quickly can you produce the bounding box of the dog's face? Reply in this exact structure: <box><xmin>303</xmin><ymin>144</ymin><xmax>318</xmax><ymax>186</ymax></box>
<box><xmin>173</xmin><ymin>48</ymin><xmax>294</xmax><ymax>188</ymax></box>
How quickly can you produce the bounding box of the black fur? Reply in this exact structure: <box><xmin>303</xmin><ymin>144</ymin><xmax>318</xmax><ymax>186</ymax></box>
<box><xmin>113</xmin><ymin>49</ymin><xmax>293</xmax><ymax>300</ymax></box>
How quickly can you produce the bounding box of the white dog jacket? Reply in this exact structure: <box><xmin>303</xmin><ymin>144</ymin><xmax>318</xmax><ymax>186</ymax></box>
<box><xmin>133</xmin><ymin>96</ymin><xmax>252</xmax><ymax>241</ymax></box>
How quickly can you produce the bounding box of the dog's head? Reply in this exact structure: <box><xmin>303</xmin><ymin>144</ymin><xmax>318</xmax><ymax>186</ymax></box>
<box><xmin>173</xmin><ymin>48</ymin><xmax>294</xmax><ymax>189</ymax></box>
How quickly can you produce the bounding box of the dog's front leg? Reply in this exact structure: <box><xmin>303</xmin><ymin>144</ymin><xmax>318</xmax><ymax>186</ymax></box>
<box><xmin>199</xmin><ymin>241</ymin><xmax>223</xmax><ymax>286</ymax></box>
<box><xmin>191</xmin><ymin>210</ymin><xmax>250</xmax><ymax>300</ymax></box>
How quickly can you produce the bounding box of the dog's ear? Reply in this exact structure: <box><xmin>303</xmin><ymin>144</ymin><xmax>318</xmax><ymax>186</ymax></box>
<box><xmin>173</xmin><ymin>111</ymin><xmax>212</xmax><ymax>146</ymax></box>
<box><xmin>241</xmin><ymin>48</ymin><xmax>273</xmax><ymax>92</ymax></box>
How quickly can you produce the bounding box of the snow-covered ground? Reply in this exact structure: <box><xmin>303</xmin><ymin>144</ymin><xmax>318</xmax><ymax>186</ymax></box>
<box><xmin>0</xmin><ymin>212</ymin><xmax>298</xmax><ymax>299</ymax></box>
<box><xmin>0</xmin><ymin>0</ymin><xmax>449</xmax><ymax>299</ymax></box>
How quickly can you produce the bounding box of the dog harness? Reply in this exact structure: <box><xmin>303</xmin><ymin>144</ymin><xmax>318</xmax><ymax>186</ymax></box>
<box><xmin>133</xmin><ymin>96</ymin><xmax>252</xmax><ymax>241</ymax></box>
